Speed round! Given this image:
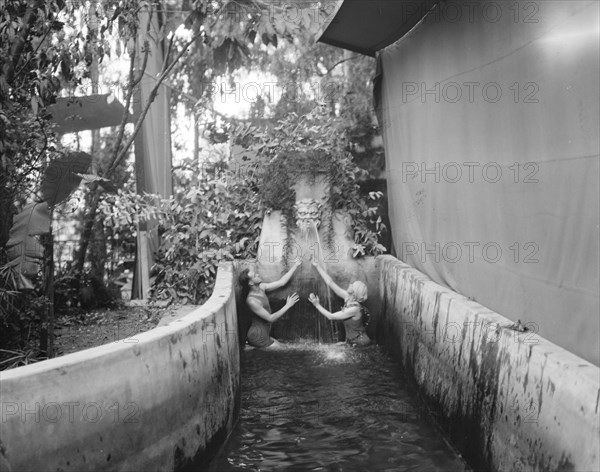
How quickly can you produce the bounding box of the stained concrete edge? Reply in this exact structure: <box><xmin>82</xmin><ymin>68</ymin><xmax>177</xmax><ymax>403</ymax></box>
<box><xmin>0</xmin><ymin>262</ymin><xmax>240</xmax><ymax>472</ymax></box>
<box><xmin>376</xmin><ymin>255</ymin><xmax>600</xmax><ymax>472</ymax></box>
<box><xmin>157</xmin><ymin>305</ymin><xmax>199</xmax><ymax>327</ymax></box>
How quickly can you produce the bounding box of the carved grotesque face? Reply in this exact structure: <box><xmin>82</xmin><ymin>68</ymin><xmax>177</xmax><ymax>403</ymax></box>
<box><xmin>295</xmin><ymin>198</ymin><xmax>322</xmax><ymax>231</ymax></box>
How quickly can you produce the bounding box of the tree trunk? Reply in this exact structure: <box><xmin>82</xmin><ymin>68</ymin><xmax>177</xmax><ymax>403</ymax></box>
<box><xmin>88</xmin><ymin>0</ymin><xmax>106</xmax><ymax>285</ymax></box>
<box><xmin>194</xmin><ymin>112</ymin><xmax>200</xmax><ymax>162</ymax></box>
<box><xmin>40</xmin><ymin>230</ymin><xmax>54</xmax><ymax>358</ymax></box>
<box><xmin>74</xmin><ymin>13</ymin><xmax>200</xmax><ymax>277</ymax></box>
<box><xmin>73</xmin><ymin>188</ymin><xmax>100</xmax><ymax>273</ymax></box>
<box><xmin>0</xmin><ymin>182</ymin><xmax>14</xmax><ymax>265</ymax></box>
<box><xmin>90</xmin><ymin>215</ymin><xmax>107</xmax><ymax>282</ymax></box>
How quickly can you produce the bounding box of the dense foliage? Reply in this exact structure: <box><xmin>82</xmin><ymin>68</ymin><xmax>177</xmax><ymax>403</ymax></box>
<box><xmin>100</xmin><ymin>153</ymin><xmax>263</xmax><ymax>305</ymax></box>
<box><xmin>0</xmin><ymin>0</ymin><xmax>386</xmax><ymax>366</ymax></box>
<box><xmin>0</xmin><ymin>0</ymin><xmax>310</xmax><ymax>362</ymax></box>
<box><xmin>99</xmin><ymin>108</ymin><xmax>385</xmax><ymax>307</ymax></box>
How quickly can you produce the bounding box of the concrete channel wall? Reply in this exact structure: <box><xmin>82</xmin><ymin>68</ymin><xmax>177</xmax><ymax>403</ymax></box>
<box><xmin>0</xmin><ymin>263</ymin><xmax>240</xmax><ymax>472</ymax></box>
<box><xmin>376</xmin><ymin>255</ymin><xmax>600</xmax><ymax>472</ymax></box>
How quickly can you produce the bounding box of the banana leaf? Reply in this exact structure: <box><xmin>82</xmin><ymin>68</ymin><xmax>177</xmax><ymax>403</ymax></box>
<box><xmin>41</xmin><ymin>151</ymin><xmax>91</xmax><ymax>207</ymax></box>
<box><xmin>4</xmin><ymin>202</ymin><xmax>51</xmax><ymax>289</ymax></box>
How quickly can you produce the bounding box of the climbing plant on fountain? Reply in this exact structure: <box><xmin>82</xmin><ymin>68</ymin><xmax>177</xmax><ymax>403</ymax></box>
<box><xmin>250</xmin><ymin>107</ymin><xmax>387</xmax><ymax>261</ymax></box>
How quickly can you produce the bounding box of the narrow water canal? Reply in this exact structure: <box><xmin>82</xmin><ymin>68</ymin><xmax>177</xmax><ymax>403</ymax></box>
<box><xmin>209</xmin><ymin>343</ymin><xmax>470</xmax><ymax>471</ymax></box>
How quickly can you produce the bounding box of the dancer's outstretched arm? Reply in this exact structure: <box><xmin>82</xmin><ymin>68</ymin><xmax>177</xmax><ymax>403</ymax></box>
<box><xmin>311</xmin><ymin>259</ymin><xmax>348</xmax><ymax>300</ymax></box>
<box><xmin>248</xmin><ymin>293</ymin><xmax>300</xmax><ymax>322</ymax></box>
<box><xmin>262</xmin><ymin>260</ymin><xmax>302</xmax><ymax>291</ymax></box>
<box><xmin>308</xmin><ymin>293</ymin><xmax>357</xmax><ymax>320</ymax></box>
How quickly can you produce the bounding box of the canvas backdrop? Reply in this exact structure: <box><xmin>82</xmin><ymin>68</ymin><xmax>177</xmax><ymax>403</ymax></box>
<box><xmin>377</xmin><ymin>0</ymin><xmax>599</xmax><ymax>364</ymax></box>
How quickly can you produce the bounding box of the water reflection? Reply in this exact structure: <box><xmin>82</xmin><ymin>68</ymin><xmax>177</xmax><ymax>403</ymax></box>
<box><xmin>209</xmin><ymin>343</ymin><xmax>470</xmax><ymax>472</ymax></box>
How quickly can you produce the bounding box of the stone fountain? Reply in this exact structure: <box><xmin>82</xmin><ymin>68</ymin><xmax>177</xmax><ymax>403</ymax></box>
<box><xmin>255</xmin><ymin>172</ymin><xmax>368</xmax><ymax>342</ymax></box>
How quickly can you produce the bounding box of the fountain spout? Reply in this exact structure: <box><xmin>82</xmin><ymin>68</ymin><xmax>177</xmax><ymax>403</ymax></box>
<box><xmin>294</xmin><ymin>198</ymin><xmax>322</xmax><ymax>237</ymax></box>
<box><xmin>255</xmin><ymin>171</ymin><xmax>366</xmax><ymax>342</ymax></box>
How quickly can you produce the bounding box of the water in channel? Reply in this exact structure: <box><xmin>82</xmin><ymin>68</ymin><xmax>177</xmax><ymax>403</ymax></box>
<box><xmin>209</xmin><ymin>342</ymin><xmax>470</xmax><ymax>471</ymax></box>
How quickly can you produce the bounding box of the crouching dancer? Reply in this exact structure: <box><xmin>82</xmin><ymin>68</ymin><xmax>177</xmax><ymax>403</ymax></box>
<box><xmin>309</xmin><ymin>260</ymin><xmax>371</xmax><ymax>347</ymax></box>
<box><xmin>238</xmin><ymin>260</ymin><xmax>301</xmax><ymax>349</ymax></box>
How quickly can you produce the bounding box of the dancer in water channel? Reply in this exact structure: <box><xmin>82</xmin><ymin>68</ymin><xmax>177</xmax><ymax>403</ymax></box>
<box><xmin>309</xmin><ymin>259</ymin><xmax>372</xmax><ymax>347</ymax></box>
<box><xmin>238</xmin><ymin>260</ymin><xmax>301</xmax><ymax>348</ymax></box>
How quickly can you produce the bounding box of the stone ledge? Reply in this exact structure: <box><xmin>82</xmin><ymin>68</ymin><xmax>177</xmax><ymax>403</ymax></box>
<box><xmin>376</xmin><ymin>255</ymin><xmax>600</xmax><ymax>472</ymax></box>
<box><xmin>157</xmin><ymin>305</ymin><xmax>199</xmax><ymax>327</ymax></box>
<box><xmin>0</xmin><ymin>263</ymin><xmax>240</xmax><ymax>472</ymax></box>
